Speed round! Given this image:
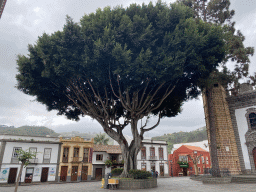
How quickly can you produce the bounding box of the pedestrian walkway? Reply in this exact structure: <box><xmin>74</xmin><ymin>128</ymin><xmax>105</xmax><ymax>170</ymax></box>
<box><xmin>0</xmin><ymin>177</ymin><xmax>256</xmax><ymax>192</ymax></box>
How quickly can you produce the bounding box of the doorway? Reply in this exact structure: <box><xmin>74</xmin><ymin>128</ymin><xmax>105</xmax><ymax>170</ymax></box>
<box><xmin>8</xmin><ymin>168</ymin><xmax>17</xmax><ymax>184</ymax></box>
<box><xmin>60</xmin><ymin>166</ymin><xmax>68</xmax><ymax>181</ymax></box>
<box><xmin>25</xmin><ymin>168</ymin><xmax>34</xmax><ymax>183</ymax></box>
<box><xmin>81</xmin><ymin>166</ymin><xmax>88</xmax><ymax>181</ymax></box>
<box><xmin>71</xmin><ymin>166</ymin><xmax>78</xmax><ymax>181</ymax></box>
<box><xmin>160</xmin><ymin>163</ymin><xmax>164</xmax><ymax>176</ymax></box>
<box><xmin>182</xmin><ymin>168</ymin><xmax>188</xmax><ymax>176</ymax></box>
<box><xmin>95</xmin><ymin>168</ymin><xmax>102</xmax><ymax>180</ymax></box>
<box><xmin>41</xmin><ymin>167</ymin><xmax>49</xmax><ymax>182</ymax></box>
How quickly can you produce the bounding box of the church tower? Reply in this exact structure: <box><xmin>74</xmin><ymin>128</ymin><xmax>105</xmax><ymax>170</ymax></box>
<box><xmin>203</xmin><ymin>83</ymin><xmax>241</xmax><ymax>175</ymax></box>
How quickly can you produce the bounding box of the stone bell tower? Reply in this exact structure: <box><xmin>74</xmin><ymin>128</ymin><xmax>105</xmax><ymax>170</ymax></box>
<box><xmin>202</xmin><ymin>83</ymin><xmax>241</xmax><ymax>175</ymax></box>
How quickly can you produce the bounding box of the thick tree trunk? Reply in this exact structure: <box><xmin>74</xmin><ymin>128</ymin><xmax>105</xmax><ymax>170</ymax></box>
<box><xmin>206</xmin><ymin>88</ymin><xmax>221</xmax><ymax>177</ymax></box>
<box><xmin>15</xmin><ymin>162</ymin><xmax>24</xmax><ymax>192</ymax></box>
<box><xmin>119</xmin><ymin>119</ymin><xmax>142</xmax><ymax>177</ymax></box>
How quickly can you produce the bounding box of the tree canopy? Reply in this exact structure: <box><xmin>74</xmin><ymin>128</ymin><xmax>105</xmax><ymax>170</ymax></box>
<box><xmin>16</xmin><ymin>1</ymin><xmax>226</xmax><ymax>176</ymax></box>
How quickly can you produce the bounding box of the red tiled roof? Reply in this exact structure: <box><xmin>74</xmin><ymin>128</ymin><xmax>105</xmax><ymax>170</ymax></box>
<box><xmin>183</xmin><ymin>145</ymin><xmax>207</xmax><ymax>152</ymax></box>
<box><xmin>93</xmin><ymin>145</ymin><xmax>121</xmax><ymax>154</ymax></box>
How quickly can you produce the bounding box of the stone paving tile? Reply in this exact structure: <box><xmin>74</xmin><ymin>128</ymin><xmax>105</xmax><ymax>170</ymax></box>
<box><xmin>1</xmin><ymin>177</ymin><xmax>256</xmax><ymax>192</ymax></box>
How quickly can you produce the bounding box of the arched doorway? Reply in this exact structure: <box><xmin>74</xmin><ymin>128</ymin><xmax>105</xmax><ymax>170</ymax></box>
<box><xmin>252</xmin><ymin>148</ymin><xmax>256</xmax><ymax>169</ymax></box>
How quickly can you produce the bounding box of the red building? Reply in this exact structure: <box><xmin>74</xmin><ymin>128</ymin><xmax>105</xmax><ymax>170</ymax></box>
<box><xmin>168</xmin><ymin>145</ymin><xmax>211</xmax><ymax>176</ymax></box>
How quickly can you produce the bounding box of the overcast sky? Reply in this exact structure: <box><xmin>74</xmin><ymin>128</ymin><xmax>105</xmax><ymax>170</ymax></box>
<box><xmin>0</xmin><ymin>0</ymin><xmax>255</xmax><ymax>137</ymax></box>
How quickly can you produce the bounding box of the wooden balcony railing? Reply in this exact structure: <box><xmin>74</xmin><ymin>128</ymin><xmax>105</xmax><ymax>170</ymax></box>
<box><xmin>148</xmin><ymin>156</ymin><xmax>158</xmax><ymax>161</ymax></box>
<box><xmin>29</xmin><ymin>158</ymin><xmax>38</xmax><ymax>164</ymax></box>
<box><xmin>71</xmin><ymin>157</ymin><xmax>82</xmax><ymax>163</ymax></box>
<box><xmin>11</xmin><ymin>157</ymin><xmax>19</xmax><ymax>164</ymax></box>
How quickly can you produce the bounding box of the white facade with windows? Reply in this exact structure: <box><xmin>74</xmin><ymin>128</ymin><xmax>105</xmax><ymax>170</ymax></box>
<box><xmin>0</xmin><ymin>135</ymin><xmax>61</xmax><ymax>184</ymax></box>
<box><xmin>137</xmin><ymin>139</ymin><xmax>169</xmax><ymax>177</ymax></box>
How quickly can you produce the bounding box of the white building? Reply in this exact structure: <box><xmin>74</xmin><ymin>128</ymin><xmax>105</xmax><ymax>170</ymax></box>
<box><xmin>92</xmin><ymin>145</ymin><xmax>123</xmax><ymax>180</ymax></box>
<box><xmin>137</xmin><ymin>139</ymin><xmax>169</xmax><ymax>177</ymax></box>
<box><xmin>0</xmin><ymin>135</ymin><xmax>61</xmax><ymax>184</ymax></box>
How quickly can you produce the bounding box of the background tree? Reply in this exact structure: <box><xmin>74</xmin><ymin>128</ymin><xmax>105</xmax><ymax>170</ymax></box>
<box><xmin>188</xmin><ymin>153</ymin><xmax>202</xmax><ymax>176</ymax></box>
<box><xmin>178</xmin><ymin>0</ymin><xmax>254</xmax><ymax>177</ymax></box>
<box><xmin>16</xmin><ymin>1</ymin><xmax>226</xmax><ymax>177</ymax></box>
<box><xmin>94</xmin><ymin>133</ymin><xmax>109</xmax><ymax>145</ymax></box>
<box><xmin>14</xmin><ymin>149</ymin><xmax>36</xmax><ymax>192</ymax></box>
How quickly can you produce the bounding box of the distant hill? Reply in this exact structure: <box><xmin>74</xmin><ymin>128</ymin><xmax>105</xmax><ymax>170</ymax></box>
<box><xmin>152</xmin><ymin>127</ymin><xmax>207</xmax><ymax>154</ymax></box>
<box><xmin>0</xmin><ymin>125</ymin><xmax>59</xmax><ymax>137</ymax></box>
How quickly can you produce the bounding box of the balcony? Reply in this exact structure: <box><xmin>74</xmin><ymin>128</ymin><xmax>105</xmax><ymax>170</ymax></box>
<box><xmin>11</xmin><ymin>157</ymin><xmax>19</xmax><ymax>164</ymax></box>
<box><xmin>159</xmin><ymin>157</ymin><xmax>164</xmax><ymax>161</ymax></box>
<box><xmin>71</xmin><ymin>157</ymin><xmax>82</xmax><ymax>163</ymax></box>
<box><xmin>148</xmin><ymin>156</ymin><xmax>158</xmax><ymax>161</ymax></box>
<box><xmin>43</xmin><ymin>159</ymin><xmax>50</xmax><ymax>164</ymax></box>
<box><xmin>62</xmin><ymin>157</ymin><xmax>68</xmax><ymax>163</ymax></box>
<box><xmin>29</xmin><ymin>158</ymin><xmax>38</xmax><ymax>164</ymax></box>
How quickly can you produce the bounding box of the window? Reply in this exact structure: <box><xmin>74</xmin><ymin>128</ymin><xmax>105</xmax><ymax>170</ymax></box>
<box><xmin>141</xmin><ymin>163</ymin><xmax>146</xmax><ymax>171</ymax></box>
<box><xmin>63</xmin><ymin>147</ymin><xmax>69</xmax><ymax>163</ymax></box>
<box><xmin>96</xmin><ymin>154</ymin><xmax>103</xmax><ymax>161</ymax></box>
<box><xmin>12</xmin><ymin>147</ymin><xmax>22</xmax><ymax>157</ymax></box>
<box><xmin>198</xmin><ymin>167</ymin><xmax>201</xmax><ymax>173</ymax></box>
<box><xmin>73</xmin><ymin>148</ymin><xmax>79</xmax><ymax>157</ymax></box>
<box><xmin>197</xmin><ymin>158</ymin><xmax>200</xmax><ymax>164</ymax></box>
<box><xmin>11</xmin><ymin>147</ymin><xmax>21</xmax><ymax>163</ymax></box>
<box><xmin>150</xmin><ymin>147</ymin><xmax>155</xmax><ymax>157</ymax></box>
<box><xmin>201</xmin><ymin>156</ymin><xmax>205</xmax><ymax>164</ymax></box>
<box><xmin>29</xmin><ymin>147</ymin><xmax>37</xmax><ymax>157</ymax></box>
<box><xmin>178</xmin><ymin>156</ymin><xmax>188</xmax><ymax>162</ymax></box>
<box><xmin>141</xmin><ymin>147</ymin><xmax>146</xmax><ymax>160</ymax></box>
<box><xmin>249</xmin><ymin>113</ymin><xmax>256</xmax><ymax>130</ymax></box>
<box><xmin>43</xmin><ymin>148</ymin><xmax>52</xmax><ymax>163</ymax></box>
<box><xmin>83</xmin><ymin>148</ymin><xmax>89</xmax><ymax>163</ymax></box>
<box><xmin>159</xmin><ymin>148</ymin><xmax>164</xmax><ymax>160</ymax></box>
<box><xmin>206</xmin><ymin>157</ymin><xmax>209</xmax><ymax>164</ymax></box>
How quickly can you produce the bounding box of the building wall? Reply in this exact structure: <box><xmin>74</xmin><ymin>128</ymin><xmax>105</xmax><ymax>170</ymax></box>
<box><xmin>0</xmin><ymin>138</ymin><xmax>60</xmax><ymax>183</ymax></box>
<box><xmin>226</xmin><ymin>85</ymin><xmax>256</xmax><ymax>173</ymax></box>
<box><xmin>203</xmin><ymin>84</ymin><xmax>241</xmax><ymax>175</ymax></box>
<box><xmin>137</xmin><ymin>140</ymin><xmax>169</xmax><ymax>176</ymax></box>
<box><xmin>58</xmin><ymin>137</ymin><xmax>94</xmax><ymax>182</ymax></box>
<box><xmin>168</xmin><ymin>146</ymin><xmax>211</xmax><ymax>177</ymax></box>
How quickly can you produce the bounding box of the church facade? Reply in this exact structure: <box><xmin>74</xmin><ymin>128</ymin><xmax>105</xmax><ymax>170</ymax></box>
<box><xmin>226</xmin><ymin>84</ymin><xmax>256</xmax><ymax>174</ymax></box>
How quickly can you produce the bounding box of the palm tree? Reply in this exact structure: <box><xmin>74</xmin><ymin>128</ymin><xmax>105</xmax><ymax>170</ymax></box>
<box><xmin>94</xmin><ymin>133</ymin><xmax>109</xmax><ymax>145</ymax></box>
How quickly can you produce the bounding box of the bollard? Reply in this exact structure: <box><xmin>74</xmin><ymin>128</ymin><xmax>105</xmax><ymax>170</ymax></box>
<box><xmin>101</xmin><ymin>178</ymin><xmax>105</xmax><ymax>188</ymax></box>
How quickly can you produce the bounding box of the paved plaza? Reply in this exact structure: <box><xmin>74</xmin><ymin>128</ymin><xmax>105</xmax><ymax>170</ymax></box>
<box><xmin>0</xmin><ymin>177</ymin><xmax>256</xmax><ymax>192</ymax></box>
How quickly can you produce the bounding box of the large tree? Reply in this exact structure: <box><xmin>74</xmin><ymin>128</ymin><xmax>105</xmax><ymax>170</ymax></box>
<box><xmin>16</xmin><ymin>1</ymin><xmax>226</xmax><ymax>176</ymax></box>
<box><xmin>179</xmin><ymin>0</ymin><xmax>254</xmax><ymax>177</ymax></box>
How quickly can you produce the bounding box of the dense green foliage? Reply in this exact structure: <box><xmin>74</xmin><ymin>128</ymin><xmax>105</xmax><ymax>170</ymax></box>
<box><xmin>129</xmin><ymin>169</ymin><xmax>152</xmax><ymax>179</ymax></box>
<box><xmin>152</xmin><ymin>127</ymin><xmax>207</xmax><ymax>154</ymax></box>
<box><xmin>16</xmin><ymin>1</ymin><xmax>225</xmax><ymax>122</ymax></box>
<box><xmin>111</xmin><ymin>168</ymin><xmax>124</xmax><ymax>176</ymax></box>
<box><xmin>0</xmin><ymin>125</ymin><xmax>59</xmax><ymax>136</ymax></box>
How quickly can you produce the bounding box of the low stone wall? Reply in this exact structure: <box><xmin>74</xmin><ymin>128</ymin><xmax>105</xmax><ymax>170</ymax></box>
<box><xmin>118</xmin><ymin>178</ymin><xmax>157</xmax><ymax>189</ymax></box>
<box><xmin>202</xmin><ymin>177</ymin><xmax>231</xmax><ymax>184</ymax></box>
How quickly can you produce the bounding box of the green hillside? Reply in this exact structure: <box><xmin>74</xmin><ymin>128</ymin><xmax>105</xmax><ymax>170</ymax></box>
<box><xmin>152</xmin><ymin>127</ymin><xmax>207</xmax><ymax>154</ymax></box>
<box><xmin>0</xmin><ymin>125</ymin><xmax>59</xmax><ymax>137</ymax></box>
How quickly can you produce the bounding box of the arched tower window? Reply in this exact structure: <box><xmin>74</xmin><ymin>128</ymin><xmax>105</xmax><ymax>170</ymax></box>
<box><xmin>249</xmin><ymin>113</ymin><xmax>256</xmax><ymax>130</ymax></box>
<box><xmin>245</xmin><ymin>108</ymin><xmax>256</xmax><ymax>131</ymax></box>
